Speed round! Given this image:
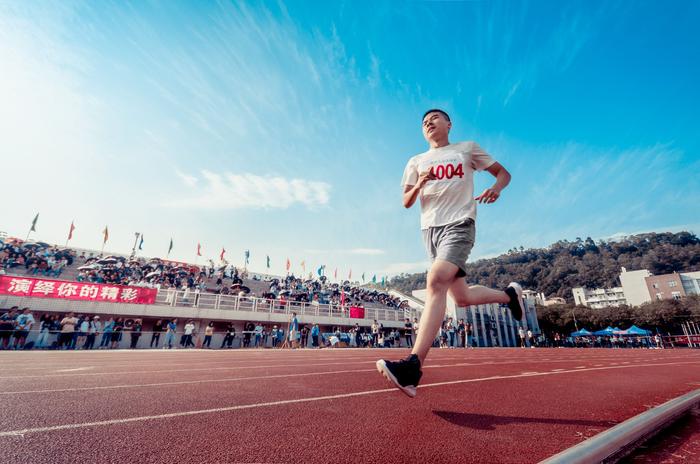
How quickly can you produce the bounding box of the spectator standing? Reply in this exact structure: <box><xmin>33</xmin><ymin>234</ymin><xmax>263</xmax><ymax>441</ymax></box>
<box><xmin>182</xmin><ymin>320</ymin><xmax>195</xmax><ymax>348</ymax></box>
<box><xmin>310</xmin><ymin>324</ymin><xmax>320</xmax><ymax>348</ymax></box>
<box><xmin>111</xmin><ymin>318</ymin><xmax>124</xmax><ymax>349</ymax></box>
<box><xmin>165</xmin><ymin>319</ymin><xmax>177</xmax><ymax>349</ymax></box>
<box><xmin>130</xmin><ymin>319</ymin><xmax>142</xmax><ymax>349</ymax></box>
<box><xmin>203</xmin><ymin>322</ymin><xmax>214</xmax><ymax>349</ymax></box>
<box><xmin>78</xmin><ymin>316</ymin><xmax>89</xmax><ymax>349</ymax></box>
<box><xmin>254</xmin><ymin>323</ymin><xmax>263</xmax><ymax>348</ymax></box>
<box><xmin>447</xmin><ymin>317</ymin><xmax>456</xmax><ymax>348</ymax></box>
<box><xmin>288</xmin><ymin>312</ymin><xmax>299</xmax><ymax>349</ymax></box>
<box><xmin>404</xmin><ymin>318</ymin><xmax>413</xmax><ymax>347</ymax></box>
<box><xmin>151</xmin><ymin>319</ymin><xmax>164</xmax><ymax>348</ymax></box>
<box><xmin>84</xmin><ymin>316</ymin><xmax>100</xmax><ymax>350</ymax></box>
<box><xmin>518</xmin><ymin>326</ymin><xmax>526</xmax><ymax>348</ymax></box>
<box><xmin>301</xmin><ymin>325</ymin><xmax>309</xmax><ymax>348</ymax></box>
<box><xmin>371</xmin><ymin>320</ymin><xmax>379</xmax><ymax>347</ymax></box>
<box><xmin>101</xmin><ymin>318</ymin><xmax>114</xmax><ymax>348</ymax></box>
<box><xmin>527</xmin><ymin>329</ymin><xmax>534</xmax><ymax>348</ymax></box>
<box><xmin>13</xmin><ymin>308</ymin><xmax>34</xmax><ymax>350</ymax></box>
<box><xmin>36</xmin><ymin>314</ymin><xmax>52</xmax><ymax>349</ymax></box>
<box><xmin>221</xmin><ymin>323</ymin><xmax>236</xmax><ymax>348</ymax></box>
<box><xmin>457</xmin><ymin>319</ymin><xmax>466</xmax><ymax>348</ymax></box>
<box><xmin>271</xmin><ymin>325</ymin><xmax>279</xmax><ymax>348</ymax></box>
<box><xmin>59</xmin><ymin>312</ymin><xmax>78</xmax><ymax>349</ymax></box>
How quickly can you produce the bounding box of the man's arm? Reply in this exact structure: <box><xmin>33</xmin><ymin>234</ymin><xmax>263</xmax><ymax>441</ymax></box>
<box><xmin>475</xmin><ymin>162</ymin><xmax>511</xmax><ymax>204</ymax></box>
<box><xmin>403</xmin><ymin>171</ymin><xmax>437</xmax><ymax>208</ymax></box>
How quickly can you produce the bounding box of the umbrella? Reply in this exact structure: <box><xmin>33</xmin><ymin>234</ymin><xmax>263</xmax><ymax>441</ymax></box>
<box><xmin>22</xmin><ymin>243</ymin><xmax>41</xmax><ymax>249</ymax></box>
<box><xmin>97</xmin><ymin>258</ymin><xmax>118</xmax><ymax>265</ymax></box>
<box><xmin>77</xmin><ymin>264</ymin><xmax>100</xmax><ymax>271</ymax></box>
<box><xmin>146</xmin><ymin>271</ymin><xmax>161</xmax><ymax>278</ymax></box>
<box><xmin>35</xmin><ymin>242</ymin><xmax>50</xmax><ymax>248</ymax></box>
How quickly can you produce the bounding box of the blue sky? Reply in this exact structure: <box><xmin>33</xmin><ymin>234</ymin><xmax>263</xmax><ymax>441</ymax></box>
<box><xmin>1</xmin><ymin>0</ymin><xmax>698</xmax><ymax>279</ymax></box>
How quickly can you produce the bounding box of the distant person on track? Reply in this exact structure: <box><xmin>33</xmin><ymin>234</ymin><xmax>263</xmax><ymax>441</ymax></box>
<box><xmin>377</xmin><ymin>109</ymin><xmax>525</xmax><ymax>397</ymax></box>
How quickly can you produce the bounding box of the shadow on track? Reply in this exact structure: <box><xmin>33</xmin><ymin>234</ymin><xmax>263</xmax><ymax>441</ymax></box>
<box><xmin>433</xmin><ymin>410</ymin><xmax>615</xmax><ymax>431</ymax></box>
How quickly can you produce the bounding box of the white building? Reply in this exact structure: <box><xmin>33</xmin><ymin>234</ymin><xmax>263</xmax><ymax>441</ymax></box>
<box><xmin>571</xmin><ymin>286</ymin><xmax>627</xmax><ymax>308</ymax></box>
<box><xmin>619</xmin><ymin>267</ymin><xmax>653</xmax><ymax>306</ymax></box>
<box><xmin>680</xmin><ymin>271</ymin><xmax>700</xmax><ymax>296</ymax></box>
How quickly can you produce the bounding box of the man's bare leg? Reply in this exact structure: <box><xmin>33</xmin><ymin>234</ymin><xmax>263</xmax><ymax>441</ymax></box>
<box><xmin>448</xmin><ymin>278</ymin><xmax>510</xmax><ymax>307</ymax></box>
<box><xmin>411</xmin><ymin>260</ymin><xmax>460</xmax><ymax>364</ymax></box>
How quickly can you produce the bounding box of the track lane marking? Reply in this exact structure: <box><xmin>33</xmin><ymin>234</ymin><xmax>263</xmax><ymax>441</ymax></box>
<box><xmin>1</xmin><ymin>359</ymin><xmax>699</xmax><ymax>437</ymax></box>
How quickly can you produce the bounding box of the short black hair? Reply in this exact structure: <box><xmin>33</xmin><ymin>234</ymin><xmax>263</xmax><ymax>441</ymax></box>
<box><xmin>422</xmin><ymin>109</ymin><xmax>450</xmax><ymax>122</ymax></box>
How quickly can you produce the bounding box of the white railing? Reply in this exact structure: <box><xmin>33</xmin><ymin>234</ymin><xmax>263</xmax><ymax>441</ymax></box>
<box><xmin>155</xmin><ymin>289</ymin><xmax>412</xmax><ymax>323</ymax></box>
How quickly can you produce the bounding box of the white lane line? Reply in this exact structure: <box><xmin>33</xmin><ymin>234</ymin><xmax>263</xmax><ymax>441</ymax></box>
<box><xmin>0</xmin><ymin>368</ymin><xmax>378</xmax><ymax>395</ymax></box>
<box><xmin>1</xmin><ymin>360</ymin><xmax>699</xmax><ymax>437</ymax></box>
<box><xmin>574</xmin><ymin>366</ymin><xmax>586</xmax><ymax>369</ymax></box>
<box><xmin>0</xmin><ymin>361</ymin><xmax>516</xmax><ymax>394</ymax></box>
<box><xmin>53</xmin><ymin>367</ymin><xmax>93</xmax><ymax>373</ymax></box>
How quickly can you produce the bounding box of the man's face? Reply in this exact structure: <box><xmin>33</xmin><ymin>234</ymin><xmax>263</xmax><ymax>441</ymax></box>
<box><xmin>422</xmin><ymin>111</ymin><xmax>451</xmax><ymax>142</ymax></box>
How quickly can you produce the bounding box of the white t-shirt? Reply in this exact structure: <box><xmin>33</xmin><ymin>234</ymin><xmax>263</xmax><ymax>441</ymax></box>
<box><xmin>184</xmin><ymin>323</ymin><xmax>195</xmax><ymax>335</ymax></box>
<box><xmin>401</xmin><ymin>141</ymin><xmax>496</xmax><ymax>229</ymax></box>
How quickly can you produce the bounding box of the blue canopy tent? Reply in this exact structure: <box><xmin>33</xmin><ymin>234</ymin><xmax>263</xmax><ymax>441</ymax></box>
<box><xmin>570</xmin><ymin>328</ymin><xmax>593</xmax><ymax>337</ymax></box>
<box><xmin>593</xmin><ymin>326</ymin><xmax>616</xmax><ymax>336</ymax></box>
<box><xmin>617</xmin><ymin>325</ymin><xmax>651</xmax><ymax>336</ymax></box>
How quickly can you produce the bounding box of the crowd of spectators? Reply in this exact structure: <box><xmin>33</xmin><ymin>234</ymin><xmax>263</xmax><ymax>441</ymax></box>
<box><xmin>1</xmin><ymin>239</ymin><xmax>410</xmax><ymax>312</ymax></box>
<box><xmin>1</xmin><ymin>241</ymin><xmax>74</xmax><ymax>278</ymax></box>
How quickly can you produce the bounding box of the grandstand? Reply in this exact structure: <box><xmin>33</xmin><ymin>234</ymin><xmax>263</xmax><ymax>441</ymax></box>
<box><xmin>0</xmin><ymin>237</ymin><xmax>417</xmax><ymax>349</ymax></box>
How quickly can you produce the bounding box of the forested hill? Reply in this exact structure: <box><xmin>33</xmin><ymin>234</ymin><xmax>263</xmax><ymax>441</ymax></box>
<box><xmin>389</xmin><ymin>232</ymin><xmax>700</xmax><ymax>300</ymax></box>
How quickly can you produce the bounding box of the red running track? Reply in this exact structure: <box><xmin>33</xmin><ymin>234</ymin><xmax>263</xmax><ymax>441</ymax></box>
<box><xmin>1</xmin><ymin>348</ymin><xmax>699</xmax><ymax>464</ymax></box>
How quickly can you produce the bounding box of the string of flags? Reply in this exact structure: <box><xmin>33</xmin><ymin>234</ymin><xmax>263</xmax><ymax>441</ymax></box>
<box><xmin>20</xmin><ymin>214</ymin><xmax>390</xmax><ymax>285</ymax></box>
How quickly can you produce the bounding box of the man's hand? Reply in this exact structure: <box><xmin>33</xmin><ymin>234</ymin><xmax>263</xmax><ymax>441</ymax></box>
<box><xmin>416</xmin><ymin>170</ymin><xmax>437</xmax><ymax>189</ymax></box>
<box><xmin>475</xmin><ymin>187</ymin><xmax>501</xmax><ymax>204</ymax></box>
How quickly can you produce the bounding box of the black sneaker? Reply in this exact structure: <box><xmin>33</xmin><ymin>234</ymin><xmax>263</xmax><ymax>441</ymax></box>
<box><xmin>505</xmin><ymin>282</ymin><xmax>525</xmax><ymax>321</ymax></box>
<box><xmin>376</xmin><ymin>354</ymin><xmax>422</xmax><ymax>398</ymax></box>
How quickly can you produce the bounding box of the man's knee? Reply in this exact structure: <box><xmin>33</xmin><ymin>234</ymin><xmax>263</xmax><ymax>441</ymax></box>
<box><xmin>427</xmin><ymin>272</ymin><xmax>452</xmax><ymax>293</ymax></box>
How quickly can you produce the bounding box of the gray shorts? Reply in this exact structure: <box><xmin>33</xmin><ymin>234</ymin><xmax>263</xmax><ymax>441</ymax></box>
<box><xmin>422</xmin><ymin>218</ymin><xmax>475</xmax><ymax>277</ymax></box>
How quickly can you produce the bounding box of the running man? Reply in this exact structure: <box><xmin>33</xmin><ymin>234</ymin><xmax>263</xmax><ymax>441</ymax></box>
<box><xmin>376</xmin><ymin>109</ymin><xmax>526</xmax><ymax>397</ymax></box>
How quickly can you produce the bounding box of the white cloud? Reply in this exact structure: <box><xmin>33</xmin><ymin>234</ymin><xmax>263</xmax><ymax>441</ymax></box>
<box><xmin>167</xmin><ymin>170</ymin><xmax>331</xmax><ymax>209</ymax></box>
<box><xmin>175</xmin><ymin>169</ymin><xmax>198</xmax><ymax>187</ymax></box>
<box><xmin>350</xmin><ymin>248</ymin><xmax>385</xmax><ymax>255</ymax></box>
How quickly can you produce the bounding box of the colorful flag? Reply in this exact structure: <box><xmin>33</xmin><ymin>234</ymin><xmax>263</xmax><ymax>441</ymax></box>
<box><xmin>286</xmin><ymin>258</ymin><xmax>291</xmax><ymax>271</ymax></box>
<box><xmin>362</xmin><ymin>272</ymin><xmax>365</xmax><ymax>282</ymax></box>
<box><xmin>168</xmin><ymin>238</ymin><xmax>173</xmax><ymax>255</ymax></box>
<box><xmin>103</xmin><ymin>226</ymin><xmax>109</xmax><ymax>244</ymax></box>
<box><xmin>266</xmin><ymin>255</ymin><xmax>270</xmax><ymax>269</ymax></box>
<box><xmin>317</xmin><ymin>265</ymin><xmax>325</xmax><ymax>277</ymax></box>
<box><xmin>67</xmin><ymin>221</ymin><xmax>76</xmax><ymax>241</ymax></box>
<box><xmin>30</xmin><ymin>213</ymin><xmax>39</xmax><ymax>232</ymax></box>
<box><xmin>197</xmin><ymin>243</ymin><xmax>202</xmax><ymax>257</ymax></box>
<box><xmin>381</xmin><ymin>276</ymin><xmax>386</xmax><ymax>287</ymax></box>
<box><xmin>244</xmin><ymin>250</ymin><xmax>250</xmax><ymax>265</ymax></box>
<box><xmin>138</xmin><ymin>235</ymin><xmax>144</xmax><ymax>250</ymax></box>
<box><xmin>300</xmin><ymin>260</ymin><xmax>306</xmax><ymax>273</ymax></box>
<box><xmin>220</xmin><ymin>247</ymin><xmax>226</xmax><ymax>261</ymax></box>
<box><xmin>371</xmin><ymin>274</ymin><xmax>377</xmax><ymax>284</ymax></box>
<box><xmin>348</xmin><ymin>269</ymin><xmax>352</xmax><ymax>280</ymax></box>
<box><xmin>334</xmin><ymin>268</ymin><xmax>337</xmax><ymax>279</ymax></box>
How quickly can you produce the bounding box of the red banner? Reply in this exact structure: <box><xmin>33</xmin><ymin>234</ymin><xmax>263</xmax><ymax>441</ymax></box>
<box><xmin>0</xmin><ymin>276</ymin><xmax>156</xmax><ymax>305</ymax></box>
